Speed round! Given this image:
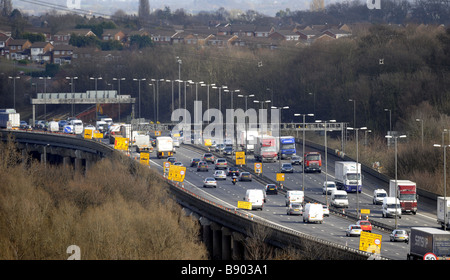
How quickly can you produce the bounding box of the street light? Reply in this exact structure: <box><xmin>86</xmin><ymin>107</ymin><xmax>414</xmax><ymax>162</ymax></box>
<box><xmin>272</xmin><ymin>106</ymin><xmax>289</xmax><ymax>174</ymax></box>
<box><xmin>316</xmin><ymin>119</ymin><xmax>336</xmax><ymax>206</ymax></box>
<box><xmin>177</xmin><ymin>57</ymin><xmax>182</xmax><ymax>109</ymax></box>
<box><xmin>66</xmin><ymin>76</ymin><xmax>78</xmax><ymax>117</ymax></box>
<box><xmin>348</xmin><ymin>126</ymin><xmax>367</xmax><ymax>219</ymax></box>
<box><xmin>39</xmin><ymin>76</ymin><xmax>51</xmax><ymax>120</ymax></box>
<box><xmin>8</xmin><ymin>76</ymin><xmax>20</xmax><ymax>110</ymax></box>
<box><xmin>416</xmin><ymin>118</ymin><xmax>424</xmax><ymax>147</ymax></box>
<box><xmin>113</xmin><ymin>77</ymin><xmax>125</xmax><ymax>122</ymax></box>
<box><xmin>294</xmin><ymin>113</ymin><xmax>314</xmax><ymax>202</ymax></box>
<box><xmin>384</xmin><ymin>108</ymin><xmax>392</xmax><ymax>133</ymax></box>
<box><xmin>434</xmin><ymin>129</ymin><xmax>449</xmax><ymax>231</ymax></box>
<box><xmin>237</xmin><ymin>93</ymin><xmax>255</xmax><ymax>152</ymax></box>
<box><xmin>385</xmin><ymin>134</ymin><xmax>407</xmax><ymax>229</ymax></box>
<box><xmin>349</xmin><ymin>99</ymin><xmax>356</xmax><ymax>128</ymax></box>
<box><xmin>133</xmin><ymin>78</ymin><xmax>146</xmax><ymax>120</ymax></box>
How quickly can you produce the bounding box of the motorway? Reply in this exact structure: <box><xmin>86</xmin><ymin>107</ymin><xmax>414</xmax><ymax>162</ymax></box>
<box><xmin>133</xmin><ymin>142</ymin><xmax>441</xmax><ymax>260</ymax></box>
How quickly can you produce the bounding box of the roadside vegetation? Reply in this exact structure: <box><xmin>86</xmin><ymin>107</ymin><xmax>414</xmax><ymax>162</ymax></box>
<box><xmin>0</xmin><ymin>140</ymin><xmax>207</xmax><ymax>260</ymax></box>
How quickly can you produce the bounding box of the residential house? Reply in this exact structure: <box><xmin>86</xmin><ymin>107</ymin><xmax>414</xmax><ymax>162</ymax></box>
<box><xmin>230</xmin><ymin>25</ymin><xmax>256</xmax><ymax>37</ymax></box>
<box><xmin>268</xmin><ymin>29</ymin><xmax>300</xmax><ymax>41</ymax></box>
<box><xmin>206</xmin><ymin>35</ymin><xmax>238</xmax><ymax>47</ymax></box>
<box><xmin>52</xmin><ymin>29</ymin><xmax>96</xmax><ymax>46</ymax></box>
<box><xmin>30</xmin><ymin>41</ymin><xmax>54</xmax><ymax>62</ymax></box>
<box><xmin>101</xmin><ymin>29</ymin><xmax>125</xmax><ymax>42</ymax></box>
<box><xmin>0</xmin><ymin>32</ymin><xmax>13</xmax><ymax>56</ymax></box>
<box><xmin>322</xmin><ymin>29</ymin><xmax>352</xmax><ymax>39</ymax></box>
<box><xmin>7</xmin><ymin>39</ymin><xmax>32</xmax><ymax>60</ymax></box>
<box><xmin>254</xmin><ymin>26</ymin><xmax>275</xmax><ymax>38</ymax></box>
<box><xmin>150</xmin><ymin>29</ymin><xmax>176</xmax><ymax>44</ymax></box>
<box><xmin>52</xmin><ymin>44</ymin><xmax>75</xmax><ymax>64</ymax></box>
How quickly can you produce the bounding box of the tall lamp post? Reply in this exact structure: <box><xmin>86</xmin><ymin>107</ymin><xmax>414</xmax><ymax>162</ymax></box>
<box><xmin>272</xmin><ymin>105</ymin><xmax>289</xmax><ymax>172</ymax></box>
<box><xmin>8</xmin><ymin>76</ymin><xmax>20</xmax><ymax>110</ymax></box>
<box><xmin>416</xmin><ymin>118</ymin><xmax>424</xmax><ymax>147</ymax></box>
<box><xmin>316</xmin><ymin>119</ymin><xmax>336</xmax><ymax>205</ymax></box>
<box><xmin>113</xmin><ymin>77</ymin><xmax>125</xmax><ymax>122</ymax></box>
<box><xmin>434</xmin><ymin>129</ymin><xmax>449</xmax><ymax>231</ymax></box>
<box><xmin>348</xmin><ymin>126</ymin><xmax>367</xmax><ymax>219</ymax></box>
<box><xmin>133</xmin><ymin>78</ymin><xmax>146</xmax><ymax>120</ymax></box>
<box><xmin>90</xmin><ymin>77</ymin><xmax>102</xmax><ymax>122</ymax></box>
<box><xmin>66</xmin><ymin>76</ymin><xmax>78</xmax><ymax>117</ymax></box>
<box><xmin>40</xmin><ymin>76</ymin><xmax>51</xmax><ymax>120</ymax></box>
<box><xmin>237</xmin><ymin>93</ymin><xmax>254</xmax><ymax>152</ymax></box>
<box><xmin>294</xmin><ymin>113</ymin><xmax>314</xmax><ymax>202</ymax></box>
<box><xmin>386</xmin><ymin>134</ymin><xmax>407</xmax><ymax>229</ymax></box>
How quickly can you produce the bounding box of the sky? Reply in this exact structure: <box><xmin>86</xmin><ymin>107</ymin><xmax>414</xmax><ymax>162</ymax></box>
<box><xmin>11</xmin><ymin>0</ymin><xmax>344</xmax><ymax>17</ymax></box>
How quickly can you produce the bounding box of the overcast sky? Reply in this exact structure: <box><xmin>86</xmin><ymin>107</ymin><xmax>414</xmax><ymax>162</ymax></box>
<box><xmin>12</xmin><ymin>0</ymin><xmax>352</xmax><ymax>17</ymax></box>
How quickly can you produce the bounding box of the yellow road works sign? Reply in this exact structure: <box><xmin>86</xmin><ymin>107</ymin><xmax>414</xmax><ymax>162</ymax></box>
<box><xmin>84</xmin><ymin>129</ymin><xmax>93</xmax><ymax>139</ymax></box>
<box><xmin>254</xmin><ymin>162</ymin><xmax>262</xmax><ymax>174</ymax></box>
<box><xmin>276</xmin><ymin>173</ymin><xmax>285</xmax><ymax>182</ymax></box>
<box><xmin>359</xmin><ymin>231</ymin><xmax>382</xmax><ymax>254</ymax></box>
<box><xmin>140</xmin><ymin>152</ymin><xmax>150</xmax><ymax>165</ymax></box>
<box><xmin>235</xmin><ymin>151</ymin><xmax>245</xmax><ymax>165</ymax></box>
<box><xmin>93</xmin><ymin>130</ymin><xmax>103</xmax><ymax>139</ymax></box>
<box><xmin>238</xmin><ymin>201</ymin><xmax>252</xmax><ymax>210</ymax></box>
<box><xmin>168</xmin><ymin>165</ymin><xmax>186</xmax><ymax>182</ymax></box>
<box><xmin>114</xmin><ymin>137</ymin><xmax>129</xmax><ymax>151</ymax></box>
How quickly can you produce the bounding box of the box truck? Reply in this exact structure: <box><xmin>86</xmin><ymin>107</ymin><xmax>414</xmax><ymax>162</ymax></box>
<box><xmin>303</xmin><ymin>152</ymin><xmax>322</xmax><ymax>173</ymax></box>
<box><xmin>156</xmin><ymin>136</ymin><xmax>173</xmax><ymax>159</ymax></box>
<box><xmin>389</xmin><ymin>180</ymin><xmax>418</xmax><ymax>214</ymax></box>
<box><xmin>0</xmin><ymin>109</ymin><xmax>20</xmax><ymax>129</ymax></box>
<box><xmin>335</xmin><ymin>161</ymin><xmax>362</xmax><ymax>193</ymax></box>
<box><xmin>254</xmin><ymin>135</ymin><xmax>278</xmax><ymax>162</ymax></box>
<box><xmin>437</xmin><ymin>197</ymin><xmax>450</xmax><ymax>230</ymax></box>
<box><xmin>407</xmin><ymin>227</ymin><xmax>450</xmax><ymax>260</ymax></box>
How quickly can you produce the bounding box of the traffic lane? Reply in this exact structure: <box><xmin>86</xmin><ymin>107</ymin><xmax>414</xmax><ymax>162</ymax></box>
<box><xmin>163</xmin><ymin>146</ymin><xmax>408</xmax><ymax>259</ymax></box>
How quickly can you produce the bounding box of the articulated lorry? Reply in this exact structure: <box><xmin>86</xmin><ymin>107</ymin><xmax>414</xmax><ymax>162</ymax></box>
<box><xmin>437</xmin><ymin>197</ymin><xmax>450</xmax><ymax>230</ymax></box>
<box><xmin>0</xmin><ymin>109</ymin><xmax>20</xmax><ymax>129</ymax></box>
<box><xmin>278</xmin><ymin>136</ymin><xmax>296</xmax><ymax>159</ymax></box>
<box><xmin>254</xmin><ymin>135</ymin><xmax>278</xmax><ymax>162</ymax></box>
<box><xmin>389</xmin><ymin>180</ymin><xmax>418</xmax><ymax>215</ymax></box>
<box><xmin>407</xmin><ymin>227</ymin><xmax>450</xmax><ymax>260</ymax></box>
<box><xmin>156</xmin><ymin>136</ymin><xmax>174</xmax><ymax>159</ymax></box>
<box><xmin>335</xmin><ymin>161</ymin><xmax>362</xmax><ymax>192</ymax></box>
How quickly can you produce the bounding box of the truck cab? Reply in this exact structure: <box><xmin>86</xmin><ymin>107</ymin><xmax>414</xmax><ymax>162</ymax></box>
<box><xmin>303</xmin><ymin>152</ymin><xmax>322</xmax><ymax>173</ymax></box>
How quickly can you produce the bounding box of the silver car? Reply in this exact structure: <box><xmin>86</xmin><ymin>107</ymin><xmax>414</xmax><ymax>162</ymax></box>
<box><xmin>214</xmin><ymin>170</ymin><xmax>227</xmax><ymax>180</ymax></box>
<box><xmin>203</xmin><ymin>177</ymin><xmax>217</xmax><ymax>188</ymax></box>
<box><xmin>390</xmin><ymin>229</ymin><xmax>409</xmax><ymax>242</ymax></box>
<box><xmin>287</xmin><ymin>203</ymin><xmax>303</xmax><ymax>215</ymax></box>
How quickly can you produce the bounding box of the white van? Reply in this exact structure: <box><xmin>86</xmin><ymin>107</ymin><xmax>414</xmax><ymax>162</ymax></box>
<box><xmin>373</xmin><ymin>189</ymin><xmax>388</xmax><ymax>205</ymax></box>
<box><xmin>244</xmin><ymin>189</ymin><xmax>264</xmax><ymax>210</ymax></box>
<box><xmin>382</xmin><ymin>197</ymin><xmax>401</xmax><ymax>218</ymax></box>
<box><xmin>69</xmin><ymin>119</ymin><xmax>83</xmax><ymax>135</ymax></box>
<box><xmin>303</xmin><ymin>203</ymin><xmax>324</xmax><ymax>223</ymax></box>
<box><xmin>48</xmin><ymin>121</ymin><xmax>59</xmax><ymax>132</ymax></box>
<box><xmin>285</xmin><ymin>190</ymin><xmax>304</xmax><ymax>206</ymax></box>
<box><xmin>331</xmin><ymin>190</ymin><xmax>349</xmax><ymax>208</ymax></box>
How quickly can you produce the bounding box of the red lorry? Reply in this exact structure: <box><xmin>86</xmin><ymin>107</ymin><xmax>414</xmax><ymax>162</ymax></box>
<box><xmin>389</xmin><ymin>179</ymin><xmax>418</xmax><ymax>215</ymax></box>
<box><xmin>303</xmin><ymin>152</ymin><xmax>322</xmax><ymax>173</ymax></box>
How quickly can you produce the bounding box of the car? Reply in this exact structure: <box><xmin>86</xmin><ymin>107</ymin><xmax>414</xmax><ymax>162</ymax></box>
<box><xmin>20</xmin><ymin>121</ymin><xmax>31</xmax><ymax>130</ymax></box>
<box><xmin>196</xmin><ymin>161</ymin><xmax>208</xmax><ymax>172</ymax></box>
<box><xmin>214</xmin><ymin>158</ymin><xmax>228</xmax><ymax>169</ymax></box>
<box><xmin>281</xmin><ymin>162</ymin><xmax>294</xmax><ymax>173</ymax></box>
<box><xmin>287</xmin><ymin>203</ymin><xmax>303</xmax><ymax>215</ymax></box>
<box><xmin>167</xmin><ymin>157</ymin><xmax>177</xmax><ymax>164</ymax></box>
<box><xmin>214</xmin><ymin>170</ymin><xmax>227</xmax><ymax>180</ymax></box>
<box><xmin>190</xmin><ymin>158</ymin><xmax>201</xmax><ymax>167</ymax></box>
<box><xmin>223</xmin><ymin>146</ymin><xmax>233</xmax><ymax>155</ymax></box>
<box><xmin>239</xmin><ymin>172</ymin><xmax>252</xmax><ymax>181</ymax></box>
<box><xmin>203</xmin><ymin>177</ymin><xmax>217</xmax><ymax>188</ymax></box>
<box><xmin>356</xmin><ymin>220</ymin><xmax>372</xmax><ymax>232</ymax></box>
<box><xmin>291</xmin><ymin>155</ymin><xmax>302</xmax><ymax>165</ymax></box>
<box><xmin>322</xmin><ymin>204</ymin><xmax>330</xmax><ymax>217</ymax></box>
<box><xmin>322</xmin><ymin>181</ymin><xmax>337</xmax><ymax>195</ymax></box>
<box><xmin>226</xmin><ymin>167</ymin><xmax>240</xmax><ymax>177</ymax></box>
<box><xmin>265</xmin><ymin>184</ymin><xmax>278</xmax><ymax>195</ymax></box>
<box><xmin>173</xmin><ymin>161</ymin><xmax>183</xmax><ymax>166</ymax></box>
<box><xmin>202</xmin><ymin>153</ymin><xmax>215</xmax><ymax>163</ymax></box>
<box><xmin>390</xmin><ymin>229</ymin><xmax>409</xmax><ymax>242</ymax></box>
<box><xmin>215</xmin><ymin>144</ymin><xmax>225</xmax><ymax>153</ymax></box>
<box><xmin>346</xmin><ymin>225</ymin><xmax>362</xmax><ymax>237</ymax></box>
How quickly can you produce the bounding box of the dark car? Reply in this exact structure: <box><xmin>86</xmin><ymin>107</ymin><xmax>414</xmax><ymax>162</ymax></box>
<box><xmin>223</xmin><ymin>146</ymin><xmax>233</xmax><ymax>155</ymax></box>
<box><xmin>215</xmin><ymin>144</ymin><xmax>225</xmax><ymax>153</ymax></box>
<box><xmin>265</xmin><ymin>184</ymin><xmax>278</xmax><ymax>195</ymax></box>
<box><xmin>281</xmin><ymin>163</ymin><xmax>294</xmax><ymax>173</ymax></box>
<box><xmin>202</xmin><ymin>153</ymin><xmax>215</xmax><ymax>163</ymax></box>
<box><xmin>291</xmin><ymin>155</ymin><xmax>302</xmax><ymax>165</ymax></box>
<box><xmin>239</xmin><ymin>172</ymin><xmax>252</xmax><ymax>181</ymax></box>
<box><xmin>197</xmin><ymin>161</ymin><xmax>208</xmax><ymax>172</ymax></box>
<box><xmin>167</xmin><ymin>157</ymin><xmax>177</xmax><ymax>164</ymax></box>
<box><xmin>190</xmin><ymin>158</ymin><xmax>201</xmax><ymax>167</ymax></box>
<box><xmin>227</xmin><ymin>167</ymin><xmax>240</xmax><ymax>177</ymax></box>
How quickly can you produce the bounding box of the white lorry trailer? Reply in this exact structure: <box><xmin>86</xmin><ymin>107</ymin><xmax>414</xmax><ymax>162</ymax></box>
<box><xmin>437</xmin><ymin>196</ymin><xmax>450</xmax><ymax>230</ymax></box>
<box><xmin>335</xmin><ymin>161</ymin><xmax>362</xmax><ymax>193</ymax></box>
<box><xmin>156</xmin><ymin>136</ymin><xmax>174</xmax><ymax>159</ymax></box>
<box><xmin>0</xmin><ymin>109</ymin><xmax>20</xmax><ymax>129</ymax></box>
